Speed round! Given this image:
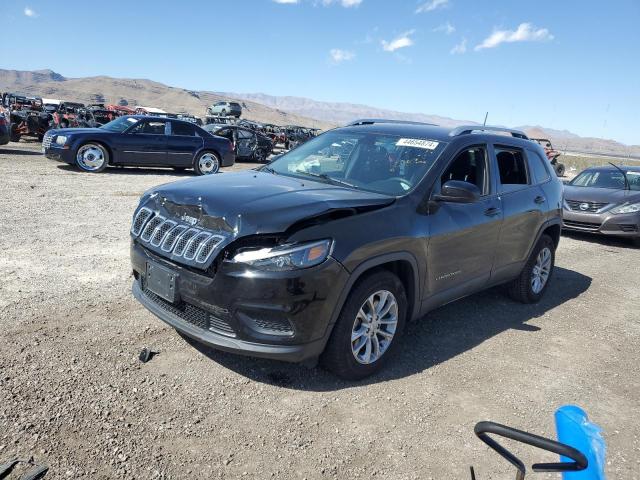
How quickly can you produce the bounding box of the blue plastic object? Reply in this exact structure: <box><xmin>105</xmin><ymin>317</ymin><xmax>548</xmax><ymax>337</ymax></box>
<box><xmin>555</xmin><ymin>405</ymin><xmax>606</xmax><ymax>480</ymax></box>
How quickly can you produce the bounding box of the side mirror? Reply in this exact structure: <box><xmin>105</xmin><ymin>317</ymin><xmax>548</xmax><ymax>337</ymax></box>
<box><xmin>433</xmin><ymin>180</ymin><xmax>481</xmax><ymax>203</ymax></box>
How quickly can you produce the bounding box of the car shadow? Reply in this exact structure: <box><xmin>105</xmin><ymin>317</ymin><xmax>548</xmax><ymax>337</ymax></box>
<box><xmin>0</xmin><ymin>147</ymin><xmax>42</xmax><ymax>156</ymax></box>
<box><xmin>182</xmin><ymin>266</ymin><xmax>592</xmax><ymax>391</ymax></box>
<box><xmin>55</xmin><ymin>164</ymin><xmax>195</xmax><ymax>177</ymax></box>
<box><xmin>562</xmin><ymin>230</ymin><xmax>638</xmax><ymax>250</ymax></box>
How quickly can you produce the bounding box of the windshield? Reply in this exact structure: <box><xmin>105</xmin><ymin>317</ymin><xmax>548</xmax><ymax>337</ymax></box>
<box><xmin>100</xmin><ymin>116</ymin><xmax>139</xmax><ymax>132</ymax></box>
<box><xmin>570</xmin><ymin>169</ymin><xmax>640</xmax><ymax>191</ymax></box>
<box><xmin>266</xmin><ymin>130</ymin><xmax>447</xmax><ymax>196</ymax></box>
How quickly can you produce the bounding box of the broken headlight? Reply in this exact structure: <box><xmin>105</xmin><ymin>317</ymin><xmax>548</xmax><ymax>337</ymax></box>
<box><xmin>231</xmin><ymin>239</ymin><xmax>332</xmax><ymax>271</ymax></box>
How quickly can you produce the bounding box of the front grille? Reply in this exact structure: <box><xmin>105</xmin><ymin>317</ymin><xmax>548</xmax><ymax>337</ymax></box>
<box><xmin>142</xmin><ymin>286</ymin><xmax>235</xmax><ymax>337</ymax></box>
<box><xmin>563</xmin><ymin>220</ymin><xmax>601</xmax><ymax>231</ymax></box>
<box><xmin>42</xmin><ymin>133</ymin><xmax>53</xmax><ymax>149</ymax></box>
<box><xmin>619</xmin><ymin>224</ymin><xmax>639</xmax><ymax>232</ymax></box>
<box><xmin>131</xmin><ymin>208</ymin><xmax>226</xmax><ymax>266</ymax></box>
<box><xmin>565</xmin><ymin>200</ymin><xmax>609</xmax><ymax>213</ymax></box>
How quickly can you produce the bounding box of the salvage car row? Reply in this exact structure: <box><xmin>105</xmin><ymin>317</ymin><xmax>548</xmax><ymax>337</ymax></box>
<box><xmin>0</xmin><ymin>91</ymin><xmax>320</xmax><ymax>152</ymax></box>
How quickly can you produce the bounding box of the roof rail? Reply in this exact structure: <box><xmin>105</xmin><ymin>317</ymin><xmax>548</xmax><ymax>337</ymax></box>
<box><xmin>347</xmin><ymin>118</ymin><xmax>438</xmax><ymax>127</ymax></box>
<box><xmin>449</xmin><ymin>125</ymin><xmax>529</xmax><ymax>140</ymax></box>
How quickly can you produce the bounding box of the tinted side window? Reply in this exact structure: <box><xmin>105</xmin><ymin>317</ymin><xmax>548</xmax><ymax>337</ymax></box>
<box><xmin>441</xmin><ymin>146</ymin><xmax>489</xmax><ymax>195</ymax></box>
<box><xmin>134</xmin><ymin>121</ymin><xmax>166</xmax><ymax>135</ymax></box>
<box><xmin>496</xmin><ymin>147</ymin><xmax>528</xmax><ymax>189</ymax></box>
<box><xmin>526</xmin><ymin>149</ymin><xmax>550</xmax><ymax>184</ymax></box>
<box><xmin>172</xmin><ymin>122</ymin><xmax>196</xmax><ymax>136</ymax></box>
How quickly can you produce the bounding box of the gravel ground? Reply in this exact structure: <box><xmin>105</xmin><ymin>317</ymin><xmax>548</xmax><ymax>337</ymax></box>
<box><xmin>1</xmin><ymin>140</ymin><xmax>638</xmax><ymax>479</ymax></box>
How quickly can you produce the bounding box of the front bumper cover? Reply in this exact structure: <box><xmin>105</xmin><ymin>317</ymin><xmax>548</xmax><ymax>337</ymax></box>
<box><xmin>563</xmin><ymin>209</ymin><xmax>640</xmax><ymax>237</ymax></box>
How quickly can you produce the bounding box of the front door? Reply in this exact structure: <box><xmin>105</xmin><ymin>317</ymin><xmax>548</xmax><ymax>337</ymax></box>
<box><xmin>119</xmin><ymin>119</ymin><xmax>168</xmax><ymax>165</ymax></box>
<box><xmin>167</xmin><ymin>121</ymin><xmax>202</xmax><ymax>167</ymax></box>
<box><xmin>424</xmin><ymin>145</ymin><xmax>503</xmax><ymax>300</ymax></box>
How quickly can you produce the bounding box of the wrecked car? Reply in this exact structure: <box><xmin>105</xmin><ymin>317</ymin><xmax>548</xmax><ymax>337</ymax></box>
<box><xmin>2</xmin><ymin>93</ymin><xmax>52</xmax><ymax>142</ymax></box>
<box><xmin>531</xmin><ymin>138</ymin><xmax>565</xmax><ymax>177</ymax></box>
<box><xmin>130</xmin><ymin>120</ymin><xmax>563</xmax><ymax>379</ymax></box>
<box><xmin>203</xmin><ymin>124</ymin><xmax>273</xmax><ymax>162</ymax></box>
<box><xmin>52</xmin><ymin>102</ymin><xmax>86</xmax><ymax>129</ymax></box>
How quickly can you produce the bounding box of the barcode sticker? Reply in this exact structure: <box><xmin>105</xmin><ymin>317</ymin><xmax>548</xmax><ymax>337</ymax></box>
<box><xmin>396</xmin><ymin>138</ymin><xmax>439</xmax><ymax>150</ymax></box>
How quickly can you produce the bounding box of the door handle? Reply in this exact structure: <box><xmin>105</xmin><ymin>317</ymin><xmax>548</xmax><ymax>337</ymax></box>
<box><xmin>484</xmin><ymin>207</ymin><xmax>502</xmax><ymax>217</ymax></box>
<box><xmin>534</xmin><ymin>196</ymin><xmax>546</xmax><ymax>204</ymax></box>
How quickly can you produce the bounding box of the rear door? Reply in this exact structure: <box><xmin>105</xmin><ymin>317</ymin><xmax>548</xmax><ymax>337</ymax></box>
<box><xmin>236</xmin><ymin>128</ymin><xmax>257</xmax><ymax>158</ymax></box>
<box><xmin>119</xmin><ymin>119</ymin><xmax>168</xmax><ymax>165</ymax></box>
<box><xmin>167</xmin><ymin>121</ymin><xmax>202</xmax><ymax>167</ymax></box>
<box><xmin>425</xmin><ymin>144</ymin><xmax>503</xmax><ymax>298</ymax></box>
<box><xmin>490</xmin><ymin>144</ymin><xmax>547</xmax><ymax>280</ymax></box>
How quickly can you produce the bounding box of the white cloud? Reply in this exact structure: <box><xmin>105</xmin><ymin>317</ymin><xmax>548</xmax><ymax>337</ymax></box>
<box><xmin>321</xmin><ymin>0</ymin><xmax>363</xmax><ymax>6</ymax></box>
<box><xmin>329</xmin><ymin>48</ymin><xmax>356</xmax><ymax>64</ymax></box>
<box><xmin>24</xmin><ymin>7</ymin><xmax>37</xmax><ymax>17</ymax></box>
<box><xmin>475</xmin><ymin>23</ymin><xmax>554</xmax><ymax>50</ymax></box>
<box><xmin>450</xmin><ymin>38</ymin><xmax>467</xmax><ymax>54</ymax></box>
<box><xmin>433</xmin><ymin>22</ymin><xmax>455</xmax><ymax>35</ymax></box>
<box><xmin>273</xmin><ymin>0</ymin><xmax>299</xmax><ymax>3</ymax></box>
<box><xmin>381</xmin><ymin>30</ymin><xmax>415</xmax><ymax>52</ymax></box>
<box><xmin>416</xmin><ymin>0</ymin><xmax>449</xmax><ymax>13</ymax></box>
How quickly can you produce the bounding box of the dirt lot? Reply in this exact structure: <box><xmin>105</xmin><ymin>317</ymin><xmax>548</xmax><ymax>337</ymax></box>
<box><xmin>0</xmin><ymin>140</ymin><xmax>638</xmax><ymax>479</ymax></box>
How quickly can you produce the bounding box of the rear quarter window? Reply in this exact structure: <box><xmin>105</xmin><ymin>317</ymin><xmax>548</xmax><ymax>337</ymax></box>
<box><xmin>526</xmin><ymin>149</ymin><xmax>551</xmax><ymax>184</ymax></box>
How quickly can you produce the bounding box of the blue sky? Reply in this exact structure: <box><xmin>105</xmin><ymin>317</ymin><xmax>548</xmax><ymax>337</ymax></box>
<box><xmin>1</xmin><ymin>0</ymin><xmax>639</xmax><ymax>144</ymax></box>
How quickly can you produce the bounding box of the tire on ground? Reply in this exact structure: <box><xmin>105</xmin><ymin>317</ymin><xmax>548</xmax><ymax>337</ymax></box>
<box><xmin>193</xmin><ymin>151</ymin><xmax>220</xmax><ymax>175</ymax></box>
<box><xmin>321</xmin><ymin>270</ymin><xmax>407</xmax><ymax>380</ymax></box>
<box><xmin>508</xmin><ymin>234</ymin><xmax>555</xmax><ymax>304</ymax></box>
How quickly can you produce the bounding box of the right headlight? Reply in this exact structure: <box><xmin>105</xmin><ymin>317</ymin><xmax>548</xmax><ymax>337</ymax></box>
<box><xmin>55</xmin><ymin>135</ymin><xmax>68</xmax><ymax>145</ymax></box>
<box><xmin>610</xmin><ymin>202</ymin><xmax>640</xmax><ymax>214</ymax></box>
<box><xmin>231</xmin><ymin>239</ymin><xmax>332</xmax><ymax>271</ymax></box>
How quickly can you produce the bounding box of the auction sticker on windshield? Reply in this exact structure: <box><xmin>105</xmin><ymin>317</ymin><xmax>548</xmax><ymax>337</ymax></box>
<box><xmin>396</xmin><ymin>138</ymin><xmax>439</xmax><ymax>150</ymax></box>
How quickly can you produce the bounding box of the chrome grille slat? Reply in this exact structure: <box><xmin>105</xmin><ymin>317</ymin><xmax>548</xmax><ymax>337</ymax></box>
<box><xmin>131</xmin><ymin>207</ymin><xmax>154</xmax><ymax>236</ymax></box>
<box><xmin>184</xmin><ymin>232</ymin><xmax>211</xmax><ymax>261</ymax></box>
<box><xmin>161</xmin><ymin>225</ymin><xmax>187</xmax><ymax>252</ymax></box>
<box><xmin>141</xmin><ymin>216</ymin><xmax>165</xmax><ymax>242</ymax></box>
<box><xmin>196</xmin><ymin>235</ymin><xmax>225</xmax><ymax>263</ymax></box>
<box><xmin>173</xmin><ymin>228</ymin><xmax>200</xmax><ymax>257</ymax></box>
<box><xmin>150</xmin><ymin>220</ymin><xmax>177</xmax><ymax>247</ymax></box>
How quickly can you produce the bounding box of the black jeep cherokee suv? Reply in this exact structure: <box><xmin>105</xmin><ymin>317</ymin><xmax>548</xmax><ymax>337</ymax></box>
<box><xmin>130</xmin><ymin>120</ymin><xmax>563</xmax><ymax>379</ymax></box>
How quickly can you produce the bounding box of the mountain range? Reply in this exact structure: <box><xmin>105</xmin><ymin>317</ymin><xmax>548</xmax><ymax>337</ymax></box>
<box><xmin>1</xmin><ymin>69</ymin><xmax>637</xmax><ymax>158</ymax></box>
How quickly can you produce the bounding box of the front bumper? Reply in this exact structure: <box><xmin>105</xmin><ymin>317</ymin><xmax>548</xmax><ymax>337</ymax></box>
<box><xmin>131</xmin><ymin>241</ymin><xmax>350</xmax><ymax>362</ymax></box>
<box><xmin>44</xmin><ymin>145</ymin><xmax>75</xmax><ymax>165</ymax></box>
<box><xmin>563</xmin><ymin>209</ymin><xmax>640</xmax><ymax>237</ymax></box>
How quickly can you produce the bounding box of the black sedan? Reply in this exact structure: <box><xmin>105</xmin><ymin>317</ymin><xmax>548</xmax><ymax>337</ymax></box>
<box><xmin>202</xmin><ymin>124</ymin><xmax>273</xmax><ymax>163</ymax></box>
<box><xmin>42</xmin><ymin>115</ymin><xmax>235</xmax><ymax>174</ymax></box>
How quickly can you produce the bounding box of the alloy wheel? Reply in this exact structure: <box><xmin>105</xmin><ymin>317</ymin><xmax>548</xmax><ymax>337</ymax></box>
<box><xmin>76</xmin><ymin>144</ymin><xmax>106</xmax><ymax>171</ymax></box>
<box><xmin>531</xmin><ymin>247</ymin><xmax>552</xmax><ymax>294</ymax></box>
<box><xmin>198</xmin><ymin>153</ymin><xmax>219</xmax><ymax>174</ymax></box>
<box><xmin>351</xmin><ymin>290</ymin><xmax>398</xmax><ymax>365</ymax></box>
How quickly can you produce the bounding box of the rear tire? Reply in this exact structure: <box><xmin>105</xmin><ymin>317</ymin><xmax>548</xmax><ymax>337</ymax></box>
<box><xmin>508</xmin><ymin>234</ymin><xmax>555</xmax><ymax>304</ymax></box>
<box><xmin>194</xmin><ymin>151</ymin><xmax>220</xmax><ymax>175</ymax></box>
<box><xmin>321</xmin><ymin>270</ymin><xmax>407</xmax><ymax>380</ymax></box>
<box><xmin>555</xmin><ymin>163</ymin><xmax>565</xmax><ymax>177</ymax></box>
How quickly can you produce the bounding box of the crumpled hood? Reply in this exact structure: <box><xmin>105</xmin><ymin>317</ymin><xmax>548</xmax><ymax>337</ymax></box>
<box><xmin>135</xmin><ymin>170</ymin><xmax>395</xmax><ymax>268</ymax></box>
<box><xmin>564</xmin><ymin>185</ymin><xmax>640</xmax><ymax>205</ymax></box>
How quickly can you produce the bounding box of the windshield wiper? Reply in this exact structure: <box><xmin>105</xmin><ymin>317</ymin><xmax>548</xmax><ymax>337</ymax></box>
<box><xmin>295</xmin><ymin>171</ymin><xmax>359</xmax><ymax>189</ymax></box>
<box><xmin>261</xmin><ymin>165</ymin><xmax>277</xmax><ymax>174</ymax></box>
<box><xmin>609</xmin><ymin>162</ymin><xmax>630</xmax><ymax>190</ymax></box>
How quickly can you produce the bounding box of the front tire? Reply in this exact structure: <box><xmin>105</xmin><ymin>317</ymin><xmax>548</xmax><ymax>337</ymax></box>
<box><xmin>321</xmin><ymin>270</ymin><xmax>407</xmax><ymax>380</ymax></box>
<box><xmin>75</xmin><ymin>142</ymin><xmax>108</xmax><ymax>173</ymax></box>
<box><xmin>194</xmin><ymin>151</ymin><xmax>220</xmax><ymax>175</ymax></box>
<box><xmin>508</xmin><ymin>234</ymin><xmax>555</xmax><ymax>303</ymax></box>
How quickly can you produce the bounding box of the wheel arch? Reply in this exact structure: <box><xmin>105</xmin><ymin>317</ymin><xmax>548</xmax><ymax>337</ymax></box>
<box><xmin>329</xmin><ymin>252</ymin><xmax>421</xmax><ymax>330</ymax></box>
<box><xmin>78</xmin><ymin>139</ymin><xmax>113</xmax><ymax>165</ymax></box>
